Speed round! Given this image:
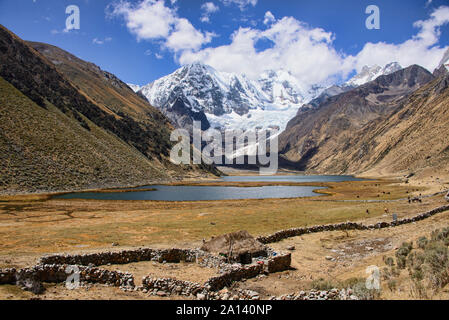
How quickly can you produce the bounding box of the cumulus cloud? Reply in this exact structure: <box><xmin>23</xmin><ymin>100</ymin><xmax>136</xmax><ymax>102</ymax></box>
<box><xmin>200</xmin><ymin>2</ymin><xmax>220</xmax><ymax>23</ymax></box>
<box><xmin>108</xmin><ymin>0</ymin><xmax>212</xmax><ymax>52</ymax></box>
<box><xmin>263</xmin><ymin>11</ymin><xmax>275</xmax><ymax>25</ymax></box>
<box><xmin>111</xmin><ymin>1</ymin><xmax>449</xmax><ymax>89</ymax></box>
<box><xmin>220</xmin><ymin>0</ymin><xmax>257</xmax><ymax>11</ymax></box>
<box><xmin>180</xmin><ymin>6</ymin><xmax>449</xmax><ymax>87</ymax></box>
<box><xmin>352</xmin><ymin>5</ymin><xmax>449</xmax><ymax>72</ymax></box>
<box><xmin>179</xmin><ymin>17</ymin><xmax>352</xmax><ymax>87</ymax></box>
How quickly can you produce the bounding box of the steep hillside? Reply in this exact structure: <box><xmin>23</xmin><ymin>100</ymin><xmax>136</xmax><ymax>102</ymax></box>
<box><xmin>0</xmin><ymin>76</ymin><xmax>170</xmax><ymax>194</ymax></box>
<box><xmin>360</xmin><ymin>73</ymin><xmax>449</xmax><ymax>178</ymax></box>
<box><xmin>0</xmin><ymin>25</ymin><xmax>172</xmax><ymax>160</ymax></box>
<box><xmin>279</xmin><ymin>65</ymin><xmax>445</xmax><ymax>176</ymax></box>
<box><xmin>0</xmin><ymin>25</ymin><xmax>215</xmax><ymax>194</ymax></box>
<box><xmin>27</xmin><ymin>41</ymin><xmax>170</xmax><ymax>138</ymax></box>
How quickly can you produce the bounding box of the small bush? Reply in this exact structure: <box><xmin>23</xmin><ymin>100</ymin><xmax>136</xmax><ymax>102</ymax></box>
<box><xmin>310</xmin><ymin>278</ymin><xmax>338</xmax><ymax>291</ymax></box>
<box><xmin>383</xmin><ymin>256</ymin><xmax>395</xmax><ymax>267</ymax></box>
<box><xmin>411</xmin><ymin>279</ymin><xmax>428</xmax><ymax>299</ymax></box>
<box><xmin>423</xmin><ymin>242</ymin><xmax>449</xmax><ymax>290</ymax></box>
<box><xmin>387</xmin><ymin>279</ymin><xmax>397</xmax><ymax>292</ymax></box>
<box><xmin>431</xmin><ymin>227</ymin><xmax>449</xmax><ymax>242</ymax></box>
<box><xmin>341</xmin><ymin>277</ymin><xmax>365</xmax><ymax>289</ymax></box>
<box><xmin>417</xmin><ymin>237</ymin><xmax>428</xmax><ymax>249</ymax></box>
<box><xmin>407</xmin><ymin>251</ymin><xmax>425</xmax><ymax>281</ymax></box>
<box><xmin>352</xmin><ymin>281</ymin><xmax>381</xmax><ymax>300</ymax></box>
<box><xmin>396</xmin><ymin>242</ymin><xmax>413</xmax><ymax>269</ymax></box>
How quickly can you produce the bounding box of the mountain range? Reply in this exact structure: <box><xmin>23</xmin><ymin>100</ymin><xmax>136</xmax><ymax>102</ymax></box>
<box><xmin>130</xmin><ymin>61</ymin><xmax>403</xmax><ymax>135</ymax></box>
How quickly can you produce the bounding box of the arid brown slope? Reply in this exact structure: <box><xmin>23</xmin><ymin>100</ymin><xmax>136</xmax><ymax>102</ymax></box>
<box><xmin>0</xmin><ymin>25</ymin><xmax>172</xmax><ymax>160</ymax></box>
<box><xmin>361</xmin><ymin>73</ymin><xmax>449</xmax><ymax>178</ymax></box>
<box><xmin>0</xmin><ymin>25</ymin><xmax>215</xmax><ymax>194</ymax></box>
<box><xmin>27</xmin><ymin>41</ymin><xmax>168</xmax><ymax>131</ymax></box>
<box><xmin>278</xmin><ymin>65</ymin><xmax>448</xmax><ymax>177</ymax></box>
<box><xmin>0</xmin><ymin>76</ymin><xmax>170</xmax><ymax>194</ymax></box>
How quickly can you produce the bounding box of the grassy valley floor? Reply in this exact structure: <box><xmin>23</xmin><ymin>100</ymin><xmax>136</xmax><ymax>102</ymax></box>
<box><xmin>0</xmin><ymin>175</ymin><xmax>448</xmax><ymax>299</ymax></box>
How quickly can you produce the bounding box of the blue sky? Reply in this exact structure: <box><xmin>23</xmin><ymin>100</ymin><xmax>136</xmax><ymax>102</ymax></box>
<box><xmin>1</xmin><ymin>0</ymin><xmax>448</xmax><ymax>87</ymax></box>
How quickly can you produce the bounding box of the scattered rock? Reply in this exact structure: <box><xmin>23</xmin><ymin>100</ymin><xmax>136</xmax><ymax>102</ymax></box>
<box><xmin>17</xmin><ymin>278</ymin><xmax>45</xmax><ymax>295</ymax></box>
<box><xmin>197</xmin><ymin>293</ymin><xmax>206</xmax><ymax>300</ymax></box>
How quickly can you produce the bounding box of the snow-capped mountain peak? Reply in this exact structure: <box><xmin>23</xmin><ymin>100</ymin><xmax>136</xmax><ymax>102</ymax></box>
<box><xmin>137</xmin><ymin>61</ymin><xmax>403</xmax><ymax>135</ymax></box>
<box><xmin>139</xmin><ymin>62</ymin><xmax>321</xmax><ymax>132</ymax></box>
<box><xmin>346</xmin><ymin>62</ymin><xmax>402</xmax><ymax>87</ymax></box>
<box><xmin>127</xmin><ymin>83</ymin><xmax>141</xmax><ymax>92</ymax></box>
<box><xmin>438</xmin><ymin>48</ymin><xmax>449</xmax><ymax>71</ymax></box>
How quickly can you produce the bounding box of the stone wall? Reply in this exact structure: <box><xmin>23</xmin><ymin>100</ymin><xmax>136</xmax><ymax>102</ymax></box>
<box><xmin>267</xmin><ymin>253</ymin><xmax>292</xmax><ymax>273</ymax></box>
<box><xmin>40</xmin><ymin>248</ymin><xmax>226</xmax><ymax>270</ymax></box>
<box><xmin>140</xmin><ymin>252</ymin><xmax>292</xmax><ymax>297</ymax></box>
<box><xmin>206</xmin><ymin>264</ymin><xmax>264</xmax><ymax>291</ymax></box>
<box><xmin>3</xmin><ymin>264</ymin><xmax>134</xmax><ymax>287</ymax></box>
<box><xmin>257</xmin><ymin>204</ymin><xmax>449</xmax><ymax>244</ymax></box>
<box><xmin>0</xmin><ymin>268</ymin><xmax>16</xmax><ymax>285</ymax></box>
<box><xmin>142</xmin><ymin>278</ymin><xmax>203</xmax><ymax>297</ymax></box>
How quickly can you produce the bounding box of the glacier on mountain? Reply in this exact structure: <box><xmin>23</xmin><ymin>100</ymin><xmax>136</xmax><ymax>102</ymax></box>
<box><xmin>136</xmin><ymin>61</ymin><xmax>403</xmax><ymax>133</ymax></box>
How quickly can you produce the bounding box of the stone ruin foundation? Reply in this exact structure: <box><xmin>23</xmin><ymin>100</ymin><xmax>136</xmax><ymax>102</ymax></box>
<box><xmin>0</xmin><ymin>231</ymin><xmax>292</xmax><ymax>299</ymax></box>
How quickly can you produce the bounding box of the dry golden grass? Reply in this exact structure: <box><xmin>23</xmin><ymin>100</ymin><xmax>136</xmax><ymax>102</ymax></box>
<box><xmin>0</xmin><ymin>179</ymin><xmax>440</xmax><ymax>266</ymax></box>
<box><xmin>1</xmin><ymin>177</ymin><xmax>448</xmax><ymax>300</ymax></box>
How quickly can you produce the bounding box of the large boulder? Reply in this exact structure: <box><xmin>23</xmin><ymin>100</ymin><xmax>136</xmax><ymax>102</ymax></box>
<box><xmin>201</xmin><ymin>231</ymin><xmax>267</xmax><ymax>264</ymax></box>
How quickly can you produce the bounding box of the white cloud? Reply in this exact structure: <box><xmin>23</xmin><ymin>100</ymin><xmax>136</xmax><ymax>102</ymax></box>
<box><xmin>220</xmin><ymin>0</ymin><xmax>257</xmax><ymax>11</ymax></box>
<box><xmin>112</xmin><ymin>1</ymin><xmax>449</xmax><ymax>90</ymax></box>
<box><xmin>201</xmin><ymin>2</ymin><xmax>219</xmax><ymax>23</ymax></box>
<box><xmin>166</xmin><ymin>18</ymin><xmax>215</xmax><ymax>51</ymax></box>
<box><xmin>108</xmin><ymin>0</ymin><xmax>212</xmax><ymax>52</ymax></box>
<box><xmin>263</xmin><ymin>11</ymin><xmax>275</xmax><ymax>25</ymax></box>
<box><xmin>155</xmin><ymin>53</ymin><xmax>164</xmax><ymax>59</ymax></box>
<box><xmin>180</xmin><ymin>6</ymin><xmax>449</xmax><ymax>88</ymax></box>
<box><xmin>352</xmin><ymin>5</ymin><xmax>449</xmax><ymax>72</ymax></box>
<box><xmin>92</xmin><ymin>37</ymin><xmax>112</xmax><ymax>45</ymax></box>
<box><xmin>179</xmin><ymin>17</ymin><xmax>352</xmax><ymax>87</ymax></box>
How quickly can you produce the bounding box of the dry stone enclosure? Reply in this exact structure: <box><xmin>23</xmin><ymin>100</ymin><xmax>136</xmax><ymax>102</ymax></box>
<box><xmin>0</xmin><ymin>231</ymin><xmax>292</xmax><ymax>299</ymax></box>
